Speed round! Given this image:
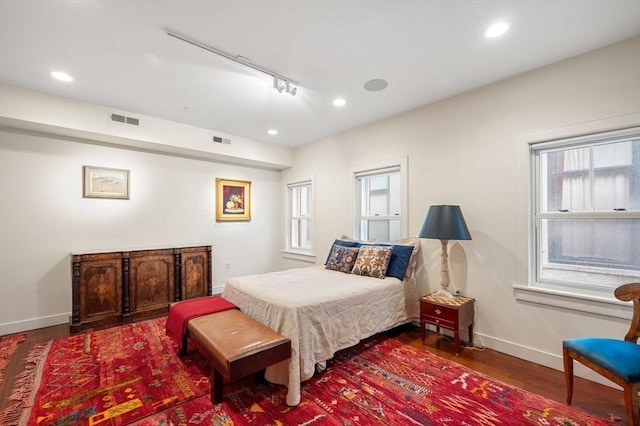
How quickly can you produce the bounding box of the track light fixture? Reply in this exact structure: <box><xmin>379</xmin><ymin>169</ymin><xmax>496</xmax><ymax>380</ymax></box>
<box><xmin>166</xmin><ymin>29</ymin><xmax>300</xmax><ymax>96</ymax></box>
<box><xmin>287</xmin><ymin>82</ymin><xmax>297</xmax><ymax>96</ymax></box>
<box><xmin>273</xmin><ymin>76</ymin><xmax>297</xmax><ymax>96</ymax></box>
<box><xmin>274</xmin><ymin>77</ymin><xmax>285</xmax><ymax>93</ymax></box>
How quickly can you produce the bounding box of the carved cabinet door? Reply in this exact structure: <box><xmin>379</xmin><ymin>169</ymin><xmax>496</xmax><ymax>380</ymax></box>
<box><xmin>129</xmin><ymin>249</ymin><xmax>175</xmax><ymax>318</ymax></box>
<box><xmin>180</xmin><ymin>247</ymin><xmax>210</xmax><ymax>300</ymax></box>
<box><xmin>78</xmin><ymin>253</ymin><xmax>123</xmax><ymax>328</ymax></box>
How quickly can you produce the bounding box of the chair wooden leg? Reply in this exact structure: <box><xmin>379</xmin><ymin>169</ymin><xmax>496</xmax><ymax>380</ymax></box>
<box><xmin>625</xmin><ymin>383</ymin><xmax>640</xmax><ymax>426</ymax></box>
<box><xmin>562</xmin><ymin>347</ymin><xmax>574</xmax><ymax>405</ymax></box>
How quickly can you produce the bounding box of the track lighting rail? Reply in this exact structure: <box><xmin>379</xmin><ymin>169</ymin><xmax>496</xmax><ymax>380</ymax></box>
<box><xmin>166</xmin><ymin>28</ymin><xmax>298</xmax><ymax>95</ymax></box>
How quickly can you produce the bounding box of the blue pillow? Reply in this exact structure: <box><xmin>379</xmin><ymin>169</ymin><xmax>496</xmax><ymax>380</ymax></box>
<box><xmin>324</xmin><ymin>239</ymin><xmax>360</xmax><ymax>264</ymax></box>
<box><xmin>384</xmin><ymin>244</ymin><xmax>414</xmax><ymax>280</ymax></box>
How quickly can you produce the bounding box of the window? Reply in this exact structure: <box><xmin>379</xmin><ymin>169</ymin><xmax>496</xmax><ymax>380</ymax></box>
<box><xmin>532</xmin><ymin>129</ymin><xmax>640</xmax><ymax>295</ymax></box>
<box><xmin>287</xmin><ymin>180</ymin><xmax>313</xmax><ymax>252</ymax></box>
<box><xmin>354</xmin><ymin>159</ymin><xmax>407</xmax><ymax>241</ymax></box>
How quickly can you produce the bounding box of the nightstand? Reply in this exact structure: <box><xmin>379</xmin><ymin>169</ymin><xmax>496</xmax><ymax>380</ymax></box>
<box><xmin>420</xmin><ymin>293</ymin><xmax>475</xmax><ymax>356</ymax></box>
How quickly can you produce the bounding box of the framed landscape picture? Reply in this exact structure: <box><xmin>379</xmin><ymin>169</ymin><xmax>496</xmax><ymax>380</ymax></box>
<box><xmin>83</xmin><ymin>166</ymin><xmax>130</xmax><ymax>199</ymax></box>
<box><xmin>216</xmin><ymin>178</ymin><xmax>251</xmax><ymax>221</ymax></box>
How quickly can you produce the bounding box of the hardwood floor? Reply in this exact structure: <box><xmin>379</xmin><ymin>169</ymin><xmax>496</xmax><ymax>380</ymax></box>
<box><xmin>0</xmin><ymin>323</ymin><xmax>626</xmax><ymax>423</ymax></box>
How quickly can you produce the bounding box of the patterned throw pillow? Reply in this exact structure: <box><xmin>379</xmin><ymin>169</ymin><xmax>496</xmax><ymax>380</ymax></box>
<box><xmin>324</xmin><ymin>239</ymin><xmax>360</xmax><ymax>265</ymax></box>
<box><xmin>351</xmin><ymin>245</ymin><xmax>393</xmax><ymax>279</ymax></box>
<box><xmin>325</xmin><ymin>245</ymin><xmax>360</xmax><ymax>273</ymax></box>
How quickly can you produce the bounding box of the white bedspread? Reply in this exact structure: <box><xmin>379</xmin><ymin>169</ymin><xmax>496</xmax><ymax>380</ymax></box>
<box><xmin>222</xmin><ymin>266</ymin><xmax>419</xmax><ymax>406</ymax></box>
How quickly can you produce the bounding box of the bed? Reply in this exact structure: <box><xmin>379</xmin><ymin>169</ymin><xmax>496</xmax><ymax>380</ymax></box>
<box><xmin>221</xmin><ymin>237</ymin><xmax>421</xmax><ymax>406</ymax></box>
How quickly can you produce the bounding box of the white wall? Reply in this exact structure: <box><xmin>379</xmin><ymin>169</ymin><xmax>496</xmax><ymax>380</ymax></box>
<box><xmin>282</xmin><ymin>36</ymin><xmax>640</xmax><ymax>384</ymax></box>
<box><xmin>0</xmin><ymin>129</ymin><xmax>283</xmax><ymax>334</ymax></box>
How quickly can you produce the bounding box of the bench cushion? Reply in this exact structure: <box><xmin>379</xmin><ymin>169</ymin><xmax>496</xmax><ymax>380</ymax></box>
<box><xmin>188</xmin><ymin>309</ymin><xmax>291</xmax><ymax>381</ymax></box>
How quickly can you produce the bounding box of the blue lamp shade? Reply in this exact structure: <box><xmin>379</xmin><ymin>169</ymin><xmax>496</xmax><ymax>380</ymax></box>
<box><xmin>418</xmin><ymin>205</ymin><xmax>471</xmax><ymax>241</ymax></box>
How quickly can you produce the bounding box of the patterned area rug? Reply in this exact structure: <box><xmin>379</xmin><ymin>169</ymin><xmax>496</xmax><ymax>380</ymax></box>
<box><xmin>1</xmin><ymin>318</ymin><xmax>614</xmax><ymax>425</ymax></box>
<box><xmin>0</xmin><ymin>332</ymin><xmax>26</xmax><ymax>387</ymax></box>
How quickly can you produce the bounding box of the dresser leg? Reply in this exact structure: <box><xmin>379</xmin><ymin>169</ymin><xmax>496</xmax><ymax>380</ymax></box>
<box><xmin>420</xmin><ymin>320</ymin><xmax>426</xmax><ymax>344</ymax></box>
<box><xmin>454</xmin><ymin>330</ymin><xmax>461</xmax><ymax>356</ymax></box>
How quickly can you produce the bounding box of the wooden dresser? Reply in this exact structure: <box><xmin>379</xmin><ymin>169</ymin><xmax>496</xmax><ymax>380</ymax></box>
<box><xmin>70</xmin><ymin>245</ymin><xmax>211</xmax><ymax>332</ymax></box>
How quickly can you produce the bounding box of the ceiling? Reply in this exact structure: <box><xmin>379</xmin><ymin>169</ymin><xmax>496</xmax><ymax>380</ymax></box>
<box><xmin>1</xmin><ymin>1</ymin><xmax>639</xmax><ymax>148</ymax></box>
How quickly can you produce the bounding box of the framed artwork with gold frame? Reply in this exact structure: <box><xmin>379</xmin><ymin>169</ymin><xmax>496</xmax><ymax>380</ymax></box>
<box><xmin>83</xmin><ymin>166</ymin><xmax>130</xmax><ymax>199</ymax></box>
<box><xmin>216</xmin><ymin>178</ymin><xmax>251</xmax><ymax>221</ymax></box>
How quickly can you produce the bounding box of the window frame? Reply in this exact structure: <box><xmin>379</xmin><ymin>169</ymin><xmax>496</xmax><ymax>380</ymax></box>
<box><xmin>283</xmin><ymin>178</ymin><xmax>315</xmax><ymax>262</ymax></box>
<box><xmin>514</xmin><ymin>114</ymin><xmax>640</xmax><ymax>319</ymax></box>
<box><xmin>532</xmin><ymin>132</ymin><xmax>640</xmax><ymax>290</ymax></box>
<box><xmin>352</xmin><ymin>157</ymin><xmax>408</xmax><ymax>242</ymax></box>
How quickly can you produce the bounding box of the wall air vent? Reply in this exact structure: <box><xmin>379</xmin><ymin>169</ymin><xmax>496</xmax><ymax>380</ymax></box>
<box><xmin>212</xmin><ymin>135</ymin><xmax>231</xmax><ymax>144</ymax></box>
<box><xmin>110</xmin><ymin>113</ymin><xmax>140</xmax><ymax>126</ymax></box>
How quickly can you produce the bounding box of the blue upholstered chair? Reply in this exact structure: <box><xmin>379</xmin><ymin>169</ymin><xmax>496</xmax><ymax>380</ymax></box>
<box><xmin>563</xmin><ymin>283</ymin><xmax>640</xmax><ymax>426</ymax></box>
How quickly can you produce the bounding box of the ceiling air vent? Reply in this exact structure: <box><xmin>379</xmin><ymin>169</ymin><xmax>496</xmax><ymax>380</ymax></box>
<box><xmin>110</xmin><ymin>113</ymin><xmax>140</xmax><ymax>126</ymax></box>
<box><xmin>212</xmin><ymin>135</ymin><xmax>231</xmax><ymax>144</ymax></box>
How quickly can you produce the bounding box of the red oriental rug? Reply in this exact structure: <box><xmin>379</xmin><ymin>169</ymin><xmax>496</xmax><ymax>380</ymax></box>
<box><xmin>1</xmin><ymin>318</ymin><xmax>615</xmax><ymax>425</ymax></box>
<box><xmin>0</xmin><ymin>332</ymin><xmax>26</xmax><ymax>387</ymax></box>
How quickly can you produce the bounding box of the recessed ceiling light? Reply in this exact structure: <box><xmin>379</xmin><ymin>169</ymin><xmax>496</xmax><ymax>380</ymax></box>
<box><xmin>485</xmin><ymin>21</ymin><xmax>509</xmax><ymax>38</ymax></box>
<box><xmin>50</xmin><ymin>71</ymin><xmax>74</xmax><ymax>82</ymax></box>
<box><xmin>332</xmin><ymin>98</ymin><xmax>346</xmax><ymax>107</ymax></box>
<box><xmin>364</xmin><ymin>79</ymin><xmax>388</xmax><ymax>92</ymax></box>
<box><xmin>267</xmin><ymin>129</ymin><xmax>278</xmax><ymax>135</ymax></box>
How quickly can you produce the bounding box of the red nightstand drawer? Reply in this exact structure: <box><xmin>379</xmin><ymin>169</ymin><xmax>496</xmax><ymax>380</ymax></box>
<box><xmin>421</xmin><ymin>304</ymin><xmax>456</xmax><ymax>328</ymax></box>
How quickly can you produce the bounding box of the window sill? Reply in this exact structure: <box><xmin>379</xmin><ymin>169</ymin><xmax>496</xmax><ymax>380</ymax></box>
<box><xmin>281</xmin><ymin>250</ymin><xmax>317</xmax><ymax>263</ymax></box>
<box><xmin>513</xmin><ymin>284</ymin><xmax>632</xmax><ymax>320</ymax></box>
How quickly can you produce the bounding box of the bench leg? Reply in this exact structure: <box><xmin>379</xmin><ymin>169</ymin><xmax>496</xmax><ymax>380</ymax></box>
<box><xmin>179</xmin><ymin>332</ymin><xmax>189</xmax><ymax>357</ymax></box>
<box><xmin>255</xmin><ymin>368</ymin><xmax>266</xmax><ymax>384</ymax></box>
<box><xmin>211</xmin><ymin>368</ymin><xmax>224</xmax><ymax>404</ymax></box>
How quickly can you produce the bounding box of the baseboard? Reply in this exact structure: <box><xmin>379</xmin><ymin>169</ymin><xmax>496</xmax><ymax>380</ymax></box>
<box><xmin>212</xmin><ymin>284</ymin><xmax>225</xmax><ymax>295</ymax></box>
<box><xmin>0</xmin><ymin>312</ymin><xmax>70</xmax><ymax>335</ymax></box>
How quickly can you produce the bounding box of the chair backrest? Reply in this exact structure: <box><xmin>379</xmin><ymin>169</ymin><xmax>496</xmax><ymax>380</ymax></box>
<box><xmin>615</xmin><ymin>282</ymin><xmax>640</xmax><ymax>343</ymax></box>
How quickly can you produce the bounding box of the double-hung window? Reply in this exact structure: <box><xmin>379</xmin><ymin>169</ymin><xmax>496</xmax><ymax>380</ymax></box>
<box><xmin>531</xmin><ymin>129</ymin><xmax>640</xmax><ymax>297</ymax></box>
<box><xmin>287</xmin><ymin>180</ymin><xmax>313</xmax><ymax>252</ymax></box>
<box><xmin>354</xmin><ymin>159</ymin><xmax>407</xmax><ymax>241</ymax></box>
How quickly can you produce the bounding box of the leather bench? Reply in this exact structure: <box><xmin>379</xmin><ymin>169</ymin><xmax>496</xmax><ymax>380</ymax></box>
<box><xmin>182</xmin><ymin>308</ymin><xmax>291</xmax><ymax>404</ymax></box>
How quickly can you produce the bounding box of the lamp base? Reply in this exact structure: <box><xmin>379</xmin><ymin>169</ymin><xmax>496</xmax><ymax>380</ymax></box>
<box><xmin>431</xmin><ymin>288</ymin><xmax>455</xmax><ymax>298</ymax></box>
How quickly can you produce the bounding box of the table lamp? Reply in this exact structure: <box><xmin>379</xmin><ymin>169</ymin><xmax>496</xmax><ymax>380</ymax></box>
<box><xmin>418</xmin><ymin>205</ymin><xmax>471</xmax><ymax>298</ymax></box>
